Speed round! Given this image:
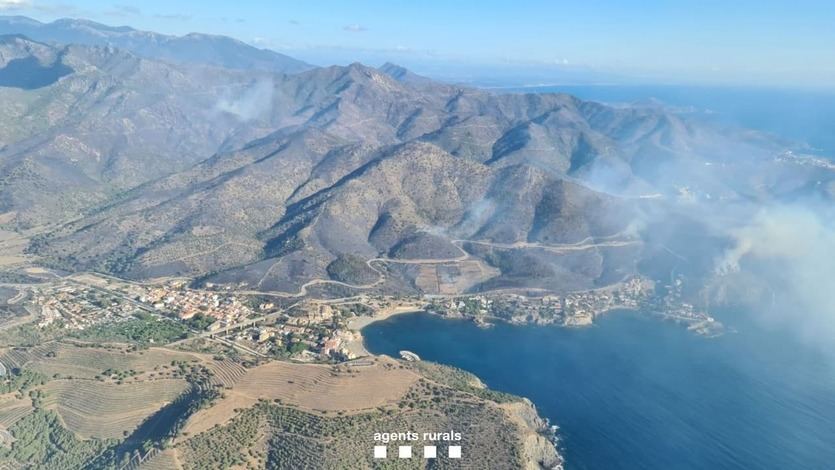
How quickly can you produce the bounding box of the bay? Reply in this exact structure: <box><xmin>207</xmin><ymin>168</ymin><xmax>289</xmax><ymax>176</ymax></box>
<box><xmin>363</xmin><ymin>311</ymin><xmax>835</xmax><ymax>469</ymax></box>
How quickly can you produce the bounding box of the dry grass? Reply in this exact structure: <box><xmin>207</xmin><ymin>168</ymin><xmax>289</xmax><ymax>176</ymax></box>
<box><xmin>66</xmin><ymin>273</ymin><xmax>111</xmax><ymax>287</ymax></box>
<box><xmin>181</xmin><ymin>392</ymin><xmax>257</xmax><ymax>437</ymax></box>
<box><xmin>0</xmin><ymin>229</ymin><xmax>28</xmax><ymax>267</ymax></box>
<box><xmin>0</xmin><ymin>256</ymin><xmax>27</xmax><ymax>267</ymax></box>
<box><xmin>415</xmin><ymin>259</ymin><xmax>499</xmax><ymax>294</ymax></box>
<box><xmin>234</xmin><ymin>357</ymin><xmax>417</xmax><ymax>411</ymax></box>
<box><xmin>183</xmin><ymin>357</ymin><xmax>418</xmax><ymax>436</ymax></box>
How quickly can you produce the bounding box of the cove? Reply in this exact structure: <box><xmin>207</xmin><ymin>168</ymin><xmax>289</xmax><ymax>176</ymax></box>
<box><xmin>362</xmin><ymin>310</ymin><xmax>835</xmax><ymax>469</ymax></box>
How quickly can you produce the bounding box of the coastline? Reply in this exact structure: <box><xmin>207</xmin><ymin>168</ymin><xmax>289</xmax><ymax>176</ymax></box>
<box><xmin>346</xmin><ymin>299</ymin><xmax>715</xmax><ymax>470</ymax></box>
<box><xmin>347</xmin><ymin>301</ymin><xmax>647</xmax><ymax>356</ymax></box>
<box><xmin>351</xmin><ymin>306</ymin><xmax>564</xmax><ymax>469</ymax></box>
<box><xmin>345</xmin><ymin>305</ymin><xmax>423</xmax><ymax>357</ymax></box>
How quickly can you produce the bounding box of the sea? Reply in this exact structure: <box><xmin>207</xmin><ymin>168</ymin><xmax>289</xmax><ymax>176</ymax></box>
<box><xmin>501</xmin><ymin>84</ymin><xmax>835</xmax><ymax>157</ymax></box>
<box><xmin>361</xmin><ymin>83</ymin><xmax>835</xmax><ymax>469</ymax></box>
<box><xmin>363</xmin><ymin>310</ymin><xmax>835</xmax><ymax>469</ymax></box>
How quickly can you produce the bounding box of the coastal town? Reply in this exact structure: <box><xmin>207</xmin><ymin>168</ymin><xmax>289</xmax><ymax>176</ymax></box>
<box><xmin>653</xmin><ymin>275</ymin><xmax>725</xmax><ymax>337</ymax></box>
<box><xmin>426</xmin><ymin>278</ymin><xmax>651</xmax><ymax>326</ymax></box>
<box><xmin>21</xmin><ymin>274</ymin><xmax>365</xmax><ymax>361</ymax></box>
<box><xmin>13</xmin><ymin>272</ymin><xmax>723</xmax><ymax>366</ymax></box>
<box><xmin>425</xmin><ymin>276</ymin><xmax>723</xmax><ymax>335</ymax></box>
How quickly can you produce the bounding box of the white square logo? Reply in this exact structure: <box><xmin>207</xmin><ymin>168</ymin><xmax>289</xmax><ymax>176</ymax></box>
<box><xmin>423</xmin><ymin>445</ymin><xmax>437</xmax><ymax>458</ymax></box>
<box><xmin>398</xmin><ymin>445</ymin><xmax>412</xmax><ymax>458</ymax></box>
<box><xmin>449</xmin><ymin>446</ymin><xmax>462</xmax><ymax>459</ymax></box>
<box><xmin>373</xmin><ymin>446</ymin><xmax>387</xmax><ymax>459</ymax></box>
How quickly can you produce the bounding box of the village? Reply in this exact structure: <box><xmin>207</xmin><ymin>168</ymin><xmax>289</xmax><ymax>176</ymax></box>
<box><xmin>652</xmin><ymin>275</ymin><xmax>725</xmax><ymax>337</ymax></box>
<box><xmin>24</xmin><ymin>275</ymin><xmax>409</xmax><ymax>362</ymax></box>
<box><xmin>21</xmin><ymin>271</ymin><xmax>722</xmax><ymax>362</ymax></box>
<box><xmin>31</xmin><ymin>283</ymin><xmax>136</xmax><ymax>329</ymax></box>
<box><xmin>426</xmin><ymin>276</ymin><xmax>655</xmax><ymax>327</ymax></box>
<box><xmin>127</xmin><ymin>282</ymin><xmax>414</xmax><ymax>361</ymax></box>
<box><xmin>424</xmin><ymin>276</ymin><xmax>722</xmax><ymax>335</ymax></box>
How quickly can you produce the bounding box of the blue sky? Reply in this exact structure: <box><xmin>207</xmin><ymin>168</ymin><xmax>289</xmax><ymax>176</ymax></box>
<box><xmin>2</xmin><ymin>0</ymin><xmax>834</xmax><ymax>87</ymax></box>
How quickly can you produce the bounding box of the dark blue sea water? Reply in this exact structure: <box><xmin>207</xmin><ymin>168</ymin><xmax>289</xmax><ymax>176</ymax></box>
<box><xmin>363</xmin><ymin>311</ymin><xmax>835</xmax><ymax>469</ymax></box>
<box><xmin>503</xmin><ymin>85</ymin><xmax>835</xmax><ymax>157</ymax></box>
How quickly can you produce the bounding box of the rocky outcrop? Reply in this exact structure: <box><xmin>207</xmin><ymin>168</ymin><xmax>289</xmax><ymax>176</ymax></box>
<box><xmin>502</xmin><ymin>399</ymin><xmax>563</xmax><ymax>470</ymax></box>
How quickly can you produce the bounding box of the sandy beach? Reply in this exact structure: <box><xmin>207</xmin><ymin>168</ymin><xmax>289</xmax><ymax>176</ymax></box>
<box><xmin>345</xmin><ymin>304</ymin><xmax>424</xmax><ymax>357</ymax></box>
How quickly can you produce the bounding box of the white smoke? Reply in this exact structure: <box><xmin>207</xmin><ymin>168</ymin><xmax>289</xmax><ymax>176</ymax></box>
<box><xmin>718</xmin><ymin>207</ymin><xmax>830</xmax><ymax>271</ymax></box>
<box><xmin>456</xmin><ymin>198</ymin><xmax>496</xmax><ymax>236</ymax></box>
<box><xmin>215</xmin><ymin>78</ymin><xmax>274</xmax><ymax>121</ymax></box>
<box><xmin>717</xmin><ymin>204</ymin><xmax>835</xmax><ymax>349</ymax></box>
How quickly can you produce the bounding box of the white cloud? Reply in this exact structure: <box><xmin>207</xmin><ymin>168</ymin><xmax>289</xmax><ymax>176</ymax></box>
<box><xmin>105</xmin><ymin>4</ymin><xmax>141</xmax><ymax>17</ymax></box>
<box><xmin>343</xmin><ymin>24</ymin><xmax>367</xmax><ymax>33</ymax></box>
<box><xmin>0</xmin><ymin>0</ymin><xmax>30</xmax><ymax>10</ymax></box>
<box><xmin>152</xmin><ymin>13</ymin><xmax>191</xmax><ymax>21</ymax></box>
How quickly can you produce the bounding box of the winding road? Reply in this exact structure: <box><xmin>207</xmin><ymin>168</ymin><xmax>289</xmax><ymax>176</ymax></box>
<box><xmin>238</xmin><ymin>234</ymin><xmax>639</xmax><ymax>298</ymax></box>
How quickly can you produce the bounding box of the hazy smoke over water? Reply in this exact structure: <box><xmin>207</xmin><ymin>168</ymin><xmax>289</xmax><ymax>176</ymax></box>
<box><xmin>718</xmin><ymin>206</ymin><xmax>833</xmax><ymax>273</ymax></box>
<box><xmin>717</xmin><ymin>204</ymin><xmax>835</xmax><ymax>350</ymax></box>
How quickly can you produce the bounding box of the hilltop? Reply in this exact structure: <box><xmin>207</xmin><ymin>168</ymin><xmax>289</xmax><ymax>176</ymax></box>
<box><xmin>0</xmin><ymin>340</ymin><xmax>559</xmax><ymax>469</ymax></box>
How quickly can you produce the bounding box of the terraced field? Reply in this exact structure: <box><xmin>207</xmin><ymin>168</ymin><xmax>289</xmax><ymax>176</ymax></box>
<box><xmin>139</xmin><ymin>448</ymin><xmax>183</xmax><ymax>470</ymax></box>
<box><xmin>43</xmin><ymin>379</ymin><xmax>188</xmax><ymax>439</ymax></box>
<box><xmin>0</xmin><ymin>395</ymin><xmax>32</xmax><ymax>428</ymax></box>
<box><xmin>0</xmin><ymin>343</ymin><xmax>59</xmax><ymax>369</ymax></box>
<box><xmin>0</xmin><ymin>409</ymin><xmax>111</xmax><ymax>470</ymax></box>
<box><xmin>24</xmin><ymin>345</ymin><xmax>199</xmax><ymax>379</ymax></box>
<box><xmin>205</xmin><ymin>358</ymin><xmax>247</xmax><ymax>388</ymax></box>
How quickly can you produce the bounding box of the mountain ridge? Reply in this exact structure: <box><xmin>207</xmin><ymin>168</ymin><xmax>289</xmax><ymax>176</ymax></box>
<box><xmin>0</xmin><ymin>15</ymin><xmax>314</xmax><ymax>73</ymax></box>
<box><xmin>0</xmin><ymin>35</ymin><xmax>828</xmax><ymax>296</ymax></box>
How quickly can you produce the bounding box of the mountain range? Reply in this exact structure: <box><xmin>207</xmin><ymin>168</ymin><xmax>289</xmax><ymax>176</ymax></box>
<box><xmin>0</xmin><ymin>16</ymin><xmax>312</xmax><ymax>73</ymax></box>
<box><xmin>1</xmin><ymin>16</ymin><xmax>832</xmax><ymax>297</ymax></box>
